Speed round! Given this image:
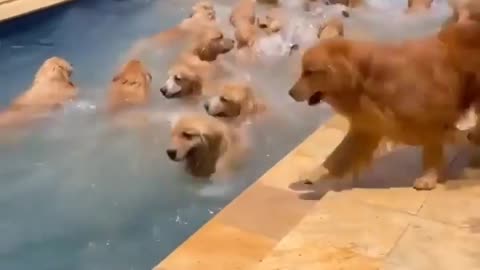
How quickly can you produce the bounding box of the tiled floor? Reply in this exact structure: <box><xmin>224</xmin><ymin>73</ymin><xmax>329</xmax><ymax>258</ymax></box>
<box><xmin>155</xmin><ymin>115</ymin><xmax>480</xmax><ymax>270</ymax></box>
<box><xmin>0</xmin><ymin>0</ymin><xmax>72</xmax><ymax>22</ymax></box>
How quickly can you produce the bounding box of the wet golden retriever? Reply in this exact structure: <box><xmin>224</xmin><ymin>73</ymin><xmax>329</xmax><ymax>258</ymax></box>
<box><xmin>230</xmin><ymin>0</ymin><xmax>257</xmax><ymax>49</ymax></box>
<box><xmin>318</xmin><ymin>18</ymin><xmax>344</xmax><ymax>40</ymax></box>
<box><xmin>406</xmin><ymin>0</ymin><xmax>433</xmax><ymax>13</ymax></box>
<box><xmin>127</xmin><ymin>1</ymin><xmax>216</xmax><ymax>56</ymax></box>
<box><xmin>204</xmin><ymin>83</ymin><xmax>266</xmax><ymax>122</ymax></box>
<box><xmin>106</xmin><ymin>59</ymin><xmax>152</xmax><ymax>113</ymax></box>
<box><xmin>159</xmin><ymin>28</ymin><xmax>234</xmax><ymax>100</ymax></box>
<box><xmin>167</xmin><ymin>114</ymin><xmax>247</xmax><ymax>178</ymax></box>
<box><xmin>288</xmin><ymin>22</ymin><xmax>480</xmax><ymax>190</ymax></box>
<box><xmin>0</xmin><ymin>57</ymin><xmax>76</xmax><ymax>127</ymax></box>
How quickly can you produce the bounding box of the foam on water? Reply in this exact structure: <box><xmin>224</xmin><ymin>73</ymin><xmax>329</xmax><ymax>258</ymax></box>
<box><xmin>0</xmin><ymin>0</ymin><xmax>453</xmax><ymax>269</ymax></box>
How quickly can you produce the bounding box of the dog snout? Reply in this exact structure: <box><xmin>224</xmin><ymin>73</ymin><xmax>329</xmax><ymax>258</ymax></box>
<box><xmin>166</xmin><ymin>149</ymin><xmax>177</xmax><ymax>160</ymax></box>
<box><xmin>160</xmin><ymin>86</ymin><xmax>168</xmax><ymax>96</ymax></box>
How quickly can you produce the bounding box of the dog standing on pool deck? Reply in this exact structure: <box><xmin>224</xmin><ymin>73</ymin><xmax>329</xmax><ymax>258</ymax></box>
<box><xmin>166</xmin><ymin>114</ymin><xmax>248</xmax><ymax>178</ymax></box>
<box><xmin>0</xmin><ymin>57</ymin><xmax>77</xmax><ymax>128</ymax></box>
<box><xmin>288</xmin><ymin>21</ymin><xmax>480</xmax><ymax>190</ymax></box>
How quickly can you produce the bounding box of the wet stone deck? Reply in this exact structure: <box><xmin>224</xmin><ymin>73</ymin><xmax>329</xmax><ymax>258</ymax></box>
<box><xmin>155</xmin><ymin>114</ymin><xmax>480</xmax><ymax>270</ymax></box>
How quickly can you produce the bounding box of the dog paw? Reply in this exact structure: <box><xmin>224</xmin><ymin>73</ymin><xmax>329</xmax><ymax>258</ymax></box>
<box><xmin>413</xmin><ymin>174</ymin><xmax>438</xmax><ymax>190</ymax></box>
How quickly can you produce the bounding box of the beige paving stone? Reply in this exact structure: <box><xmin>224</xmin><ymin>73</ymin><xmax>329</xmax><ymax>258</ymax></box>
<box><xmin>418</xmin><ymin>188</ymin><xmax>480</xmax><ymax>230</ymax></box>
<box><xmin>155</xmin><ymin>220</ymin><xmax>275</xmax><ymax>270</ymax></box>
<box><xmin>260</xmin><ymin>127</ymin><xmax>345</xmax><ymax>191</ymax></box>
<box><xmin>386</xmin><ymin>218</ymin><xmax>480</xmax><ymax>270</ymax></box>
<box><xmin>253</xmin><ymin>245</ymin><xmax>383</xmax><ymax>270</ymax></box>
<box><xmin>264</xmin><ymin>192</ymin><xmax>411</xmax><ymax>259</ymax></box>
<box><xmin>0</xmin><ymin>0</ymin><xmax>73</xmax><ymax>22</ymax></box>
<box><xmin>216</xmin><ymin>183</ymin><xmax>316</xmax><ymax>240</ymax></box>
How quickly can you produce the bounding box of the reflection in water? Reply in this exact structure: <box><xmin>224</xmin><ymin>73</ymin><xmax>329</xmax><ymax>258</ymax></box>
<box><xmin>0</xmin><ymin>0</ymin><xmax>450</xmax><ymax>269</ymax></box>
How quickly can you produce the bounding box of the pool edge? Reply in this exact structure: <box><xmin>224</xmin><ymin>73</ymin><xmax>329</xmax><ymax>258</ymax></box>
<box><xmin>0</xmin><ymin>0</ymin><xmax>73</xmax><ymax>23</ymax></box>
<box><xmin>153</xmin><ymin>114</ymin><xmax>350</xmax><ymax>270</ymax></box>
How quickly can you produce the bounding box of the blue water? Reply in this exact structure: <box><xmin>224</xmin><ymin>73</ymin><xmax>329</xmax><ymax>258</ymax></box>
<box><xmin>0</xmin><ymin>1</ymin><xmax>331</xmax><ymax>269</ymax></box>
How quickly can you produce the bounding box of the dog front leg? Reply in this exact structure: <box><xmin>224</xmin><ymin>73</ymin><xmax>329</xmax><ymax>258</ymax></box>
<box><xmin>324</xmin><ymin>128</ymin><xmax>381</xmax><ymax>177</ymax></box>
<box><xmin>413</xmin><ymin>143</ymin><xmax>444</xmax><ymax>190</ymax></box>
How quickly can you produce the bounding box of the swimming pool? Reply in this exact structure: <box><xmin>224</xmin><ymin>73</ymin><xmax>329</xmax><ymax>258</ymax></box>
<box><xmin>0</xmin><ymin>0</ymin><xmax>453</xmax><ymax>269</ymax></box>
<box><xmin>0</xmin><ymin>1</ymin><xmax>332</xmax><ymax>269</ymax></box>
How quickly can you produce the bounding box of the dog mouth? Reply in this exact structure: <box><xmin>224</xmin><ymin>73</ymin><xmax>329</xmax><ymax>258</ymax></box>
<box><xmin>308</xmin><ymin>91</ymin><xmax>324</xmax><ymax>106</ymax></box>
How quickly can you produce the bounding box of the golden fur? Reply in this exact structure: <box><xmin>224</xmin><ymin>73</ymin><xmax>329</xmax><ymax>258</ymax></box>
<box><xmin>289</xmin><ymin>22</ymin><xmax>480</xmax><ymax>190</ymax></box>
<box><xmin>107</xmin><ymin>59</ymin><xmax>152</xmax><ymax>113</ymax></box>
<box><xmin>127</xmin><ymin>2</ymin><xmax>217</xmax><ymax>56</ymax></box>
<box><xmin>446</xmin><ymin>0</ymin><xmax>480</xmax><ymax>25</ymax></box>
<box><xmin>0</xmin><ymin>57</ymin><xmax>77</xmax><ymax>127</ymax></box>
<box><xmin>406</xmin><ymin>0</ymin><xmax>433</xmax><ymax>13</ymax></box>
<box><xmin>318</xmin><ymin>18</ymin><xmax>344</xmax><ymax>40</ymax></box>
<box><xmin>257</xmin><ymin>8</ymin><xmax>284</xmax><ymax>35</ymax></box>
<box><xmin>167</xmin><ymin>114</ymin><xmax>246</xmax><ymax>177</ymax></box>
<box><xmin>159</xmin><ymin>28</ymin><xmax>235</xmax><ymax>100</ymax></box>
<box><xmin>230</xmin><ymin>0</ymin><xmax>257</xmax><ymax>49</ymax></box>
<box><xmin>204</xmin><ymin>83</ymin><xmax>266</xmax><ymax>122</ymax></box>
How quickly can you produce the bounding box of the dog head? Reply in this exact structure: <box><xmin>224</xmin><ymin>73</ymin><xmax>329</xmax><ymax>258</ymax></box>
<box><xmin>167</xmin><ymin>114</ymin><xmax>227</xmax><ymax>163</ymax></box>
<box><xmin>34</xmin><ymin>57</ymin><xmax>73</xmax><ymax>83</ymax></box>
<box><xmin>449</xmin><ymin>0</ymin><xmax>480</xmax><ymax>23</ymax></box>
<box><xmin>234</xmin><ymin>21</ymin><xmax>257</xmax><ymax>49</ymax></box>
<box><xmin>160</xmin><ymin>65</ymin><xmax>202</xmax><ymax>98</ymax></box>
<box><xmin>108</xmin><ymin>59</ymin><xmax>152</xmax><ymax>111</ymax></box>
<box><xmin>289</xmin><ymin>38</ymin><xmax>366</xmax><ymax>106</ymax></box>
<box><xmin>190</xmin><ymin>1</ymin><xmax>216</xmax><ymax>20</ymax></box>
<box><xmin>193</xmin><ymin>27</ymin><xmax>235</xmax><ymax>61</ymax></box>
<box><xmin>204</xmin><ymin>84</ymin><xmax>257</xmax><ymax>118</ymax></box>
<box><xmin>257</xmin><ymin>10</ymin><xmax>282</xmax><ymax>34</ymax></box>
<box><xmin>318</xmin><ymin>18</ymin><xmax>344</xmax><ymax>40</ymax></box>
<box><xmin>407</xmin><ymin>0</ymin><xmax>433</xmax><ymax>13</ymax></box>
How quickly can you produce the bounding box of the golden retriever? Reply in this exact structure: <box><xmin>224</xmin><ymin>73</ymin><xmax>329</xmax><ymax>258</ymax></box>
<box><xmin>230</xmin><ymin>0</ymin><xmax>257</xmax><ymax>49</ymax></box>
<box><xmin>288</xmin><ymin>22</ymin><xmax>480</xmax><ymax>190</ymax></box>
<box><xmin>0</xmin><ymin>57</ymin><xmax>76</xmax><ymax>127</ymax></box>
<box><xmin>318</xmin><ymin>18</ymin><xmax>344</xmax><ymax>40</ymax></box>
<box><xmin>257</xmin><ymin>8</ymin><xmax>284</xmax><ymax>35</ymax></box>
<box><xmin>106</xmin><ymin>59</ymin><xmax>152</xmax><ymax>113</ymax></box>
<box><xmin>406</xmin><ymin>0</ymin><xmax>433</xmax><ymax>13</ymax></box>
<box><xmin>127</xmin><ymin>1</ymin><xmax>217</xmax><ymax>57</ymax></box>
<box><xmin>159</xmin><ymin>28</ymin><xmax>235</xmax><ymax>100</ymax></box>
<box><xmin>446</xmin><ymin>0</ymin><xmax>480</xmax><ymax>25</ymax></box>
<box><xmin>167</xmin><ymin>114</ymin><xmax>247</xmax><ymax>178</ymax></box>
<box><xmin>204</xmin><ymin>83</ymin><xmax>266</xmax><ymax>122</ymax></box>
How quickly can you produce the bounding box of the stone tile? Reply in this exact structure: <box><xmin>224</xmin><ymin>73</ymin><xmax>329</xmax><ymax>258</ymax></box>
<box><xmin>254</xmin><ymin>245</ymin><xmax>383</xmax><ymax>270</ymax></box>
<box><xmin>342</xmin><ymin>187</ymin><xmax>427</xmax><ymax>215</ymax></box>
<box><xmin>260</xmin><ymin>127</ymin><xmax>345</xmax><ymax>191</ymax></box>
<box><xmin>155</xmin><ymin>221</ymin><xmax>275</xmax><ymax>270</ymax></box>
<box><xmin>216</xmin><ymin>184</ymin><xmax>316</xmax><ymax>240</ymax></box>
<box><xmin>264</xmin><ymin>192</ymin><xmax>411</xmax><ymax>259</ymax></box>
<box><xmin>418</xmin><ymin>188</ymin><xmax>480</xmax><ymax>231</ymax></box>
<box><xmin>386</xmin><ymin>218</ymin><xmax>480</xmax><ymax>270</ymax></box>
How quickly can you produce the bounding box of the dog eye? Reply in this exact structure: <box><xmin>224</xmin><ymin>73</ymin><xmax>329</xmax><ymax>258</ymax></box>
<box><xmin>219</xmin><ymin>96</ymin><xmax>228</xmax><ymax>102</ymax></box>
<box><xmin>303</xmin><ymin>70</ymin><xmax>313</xmax><ymax>76</ymax></box>
<box><xmin>181</xmin><ymin>132</ymin><xmax>194</xmax><ymax>140</ymax></box>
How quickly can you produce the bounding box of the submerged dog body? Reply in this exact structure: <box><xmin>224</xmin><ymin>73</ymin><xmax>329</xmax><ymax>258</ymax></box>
<box><xmin>107</xmin><ymin>59</ymin><xmax>152</xmax><ymax>113</ymax></box>
<box><xmin>0</xmin><ymin>57</ymin><xmax>77</xmax><ymax>127</ymax></box>
<box><xmin>289</xmin><ymin>22</ymin><xmax>480</xmax><ymax>190</ymax></box>
<box><xmin>167</xmin><ymin>114</ymin><xmax>247</xmax><ymax>178</ymax></box>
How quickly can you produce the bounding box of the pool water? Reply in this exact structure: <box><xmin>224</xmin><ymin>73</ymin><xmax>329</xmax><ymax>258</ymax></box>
<box><xmin>0</xmin><ymin>0</ymin><xmax>451</xmax><ymax>269</ymax></box>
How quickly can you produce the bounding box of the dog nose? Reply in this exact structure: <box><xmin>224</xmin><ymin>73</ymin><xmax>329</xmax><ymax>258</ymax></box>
<box><xmin>288</xmin><ymin>88</ymin><xmax>296</xmax><ymax>99</ymax></box>
<box><xmin>204</xmin><ymin>102</ymin><xmax>209</xmax><ymax>112</ymax></box>
<box><xmin>467</xmin><ymin>132</ymin><xmax>473</xmax><ymax>141</ymax></box>
<box><xmin>166</xmin><ymin>149</ymin><xmax>177</xmax><ymax>160</ymax></box>
<box><xmin>160</xmin><ymin>87</ymin><xmax>167</xmax><ymax>95</ymax></box>
<box><xmin>342</xmin><ymin>10</ymin><xmax>350</xmax><ymax>18</ymax></box>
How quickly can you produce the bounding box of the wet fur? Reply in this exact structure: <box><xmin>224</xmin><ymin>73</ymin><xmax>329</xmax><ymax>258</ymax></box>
<box><xmin>167</xmin><ymin>114</ymin><xmax>246</xmax><ymax>178</ymax></box>
<box><xmin>107</xmin><ymin>60</ymin><xmax>152</xmax><ymax>113</ymax></box>
<box><xmin>0</xmin><ymin>57</ymin><xmax>77</xmax><ymax>128</ymax></box>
